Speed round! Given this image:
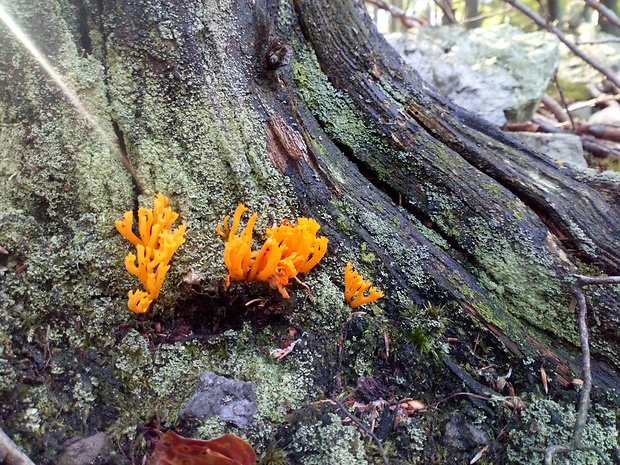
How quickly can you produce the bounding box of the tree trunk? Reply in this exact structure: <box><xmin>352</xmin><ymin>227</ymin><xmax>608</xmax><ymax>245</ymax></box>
<box><xmin>1</xmin><ymin>0</ymin><xmax>619</xmax><ymax>463</ymax></box>
<box><xmin>464</xmin><ymin>0</ymin><xmax>482</xmax><ymax>29</ymax></box>
<box><xmin>546</xmin><ymin>0</ymin><xmax>560</xmax><ymax>22</ymax></box>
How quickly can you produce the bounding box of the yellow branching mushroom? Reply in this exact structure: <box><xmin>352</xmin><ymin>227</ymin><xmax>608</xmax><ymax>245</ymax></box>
<box><xmin>344</xmin><ymin>262</ymin><xmax>384</xmax><ymax>308</ymax></box>
<box><xmin>217</xmin><ymin>204</ymin><xmax>328</xmax><ymax>298</ymax></box>
<box><xmin>115</xmin><ymin>193</ymin><xmax>186</xmax><ymax>313</ymax></box>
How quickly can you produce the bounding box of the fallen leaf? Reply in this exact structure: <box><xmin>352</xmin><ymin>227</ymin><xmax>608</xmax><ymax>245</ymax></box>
<box><xmin>150</xmin><ymin>430</ymin><xmax>255</xmax><ymax>465</ymax></box>
<box><xmin>270</xmin><ymin>338</ymin><xmax>301</xmax><ymax>360</ymax></box>
<box><xmin>470</xmin><ymin>444</ymin><xmax>489</xmax><ymax>464</ymax></box>
<box><xmin>540</xmin><ymin>366</ymin><xmax>548</xmax><ymax>394</ymax></box>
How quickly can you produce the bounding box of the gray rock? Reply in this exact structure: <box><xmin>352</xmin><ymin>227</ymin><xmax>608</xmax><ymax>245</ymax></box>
<box><xmin>179</xmin><ymin>371</ymin><xmax>257</xmax><ymax>429</ymax></box>
<box><xmin>388</xmin><ymin>25</ymin><xmax>559</xmax><ymax>126</ymax></box>
<box><xmin>511</xmin><ymin>132</ymin><xmax>587</xmax><ymax>168</ymax></box>
<box><xmin>588</xmin><ymin>105</ymin><xmax>620</xmax><ymax>127</ymax></box>
<box><xmin>55</xmin><ymin>432</ymin><xmax>110</xmax><ymax>465</ymax></box>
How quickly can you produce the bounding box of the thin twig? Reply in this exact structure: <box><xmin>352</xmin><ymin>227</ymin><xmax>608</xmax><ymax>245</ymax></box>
<box><xmin>459</xmin><ymin>5</ymin><xmax>514</xmax><ymax>25</ymax></box>
<box><xmin>329</xmin><ymin>395</ymin><xmax>391</xmax><ymax>465</ymax></box>
<box><xmin>553</xmin><ymin>73</ymin><xmax>575</xmax><ymax>129</ymax></box>
<box><xmin>365</xmin><ymin>0</ymin><xmax>429</xmax><ymax>27</ymax></box>
<box><xmin>577</xmin><ymin>38</ymin><xmax>620</xmax><ymax>44</ymax></box>
<box><xmin>542</xmin><ymin>274</ymin><xmax>619</xmax><ymax>465</ymax></box>
<box><xmin>503</xmin><ymin>0</ymin><xmax>620</xmax><ymax>90</ymax></box>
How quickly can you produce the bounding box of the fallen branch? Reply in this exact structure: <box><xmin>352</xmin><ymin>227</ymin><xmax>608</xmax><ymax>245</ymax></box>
<box><xmin>0</xmin><ymin>427</ymin><xmax>36</xmax><ymax>465</ymax></box>
<box><xmin>541</xmin><ymin>275</ymin><xmax>620</xmax><ymax>465</ymax></box>
<box><xmin>506</xmin><ymin>116</ymin><xmax>620</xmax><ymax>159</ymax></box>
<box><xmin>541</xmin><ymin>93</ymin><xmax>569</xmax><ymax>124</ymax></box>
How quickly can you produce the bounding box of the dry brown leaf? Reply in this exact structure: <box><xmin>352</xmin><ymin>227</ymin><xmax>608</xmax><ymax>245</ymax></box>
<box><xmin>150</xmin><ymin>430</ymin><xmax>255</xmax><ymax>465</ymax></box>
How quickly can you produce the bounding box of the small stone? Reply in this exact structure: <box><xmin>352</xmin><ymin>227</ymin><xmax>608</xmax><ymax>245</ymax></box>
<box><xmin>179</xmin><ymin>371</ymin><xmax>257</xmax><ymax>429</ymax></box>
<box><xmin>443</xmin><ymin>413</ymin><xmax>490</xmax><ymax>451</ymax></box>
<box><xmin>511</xmin><ymin>132</ymin><xmax>587</xmax><ymax>168</ymax></box>
<box><xmin>55</xmin><ymin>432</ymin><xmax>110</xmax><ymax>465</ymax></box>
<box><xmin>388</xmin><ymin>25</ymin><xmax>559</xmax><ymax>126</ymax></box>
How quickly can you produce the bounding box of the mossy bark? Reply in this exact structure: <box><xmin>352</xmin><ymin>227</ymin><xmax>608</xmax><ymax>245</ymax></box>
<box><xmin>1</xmin><ymin>0</ymin><xmax>619</xmax><ymax>463</ymax></box>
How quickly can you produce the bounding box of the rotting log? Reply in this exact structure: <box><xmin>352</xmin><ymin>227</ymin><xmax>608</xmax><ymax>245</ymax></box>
<box><xmin>289</xmin><ymin>0</ymin><xmax>620</xmax><ymax>380</ymax></box>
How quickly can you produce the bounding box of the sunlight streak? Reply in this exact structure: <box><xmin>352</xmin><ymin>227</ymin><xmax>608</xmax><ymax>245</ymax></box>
<box><xmin>0</xmin><ymin>3</ymin><xmax>141</xmax><ymax>187</ymax></box>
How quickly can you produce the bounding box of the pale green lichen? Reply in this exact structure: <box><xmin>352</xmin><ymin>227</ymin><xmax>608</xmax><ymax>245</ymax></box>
<box><xmin>109</xmin><ymin>323</ymin><xmax>322</xmax><ymax>448</ymax></box>
<box><xmin>395</xmin><ymin>418</ymin><xmax>427</xmax><ymax>463</ymax></box>
<box><xmin>1</xmin><ymin>3</ymin><xmax>618</xmax><ymax>465</ymax></box>
<box><xmin>0</xmin><ymin>0</ymin><xmax>308</xmax><ymax>455</ymax></box>
<box><xmin>288</xmin><ymin>413</ymin><xmax>369</xmax><ymax>465</ymax></box>
<box><xmin>507</xmin><ymin>399</ymin><xmax>617</xmax><ymax>464</ymax></box>
<box><xmin>292</xmin><ymin>48</ymin><xmax>414</xmax><ymax>183</ymax></box>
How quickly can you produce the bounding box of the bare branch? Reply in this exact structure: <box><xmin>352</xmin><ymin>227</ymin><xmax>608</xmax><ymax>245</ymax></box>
<box><xmin>433</xmin><ymin>0</ymin><xmax>458</xmax><ymax>25</ymax></box>
<box><xmin>583</xmin><ymin>0</ymin><xmax>620</xmax><ymax>30</ymax></box>
<box><xmin>365</xmin><ymin>0</ymin><xmax>429</xmax><ymax>27</ymax></box>
<box><xmin>541</xmin><ymin>93</ymin><xmax>569</xmax><ymax>124</ymax></box>
<box><xmin>503</xmin><ymin>0</ymin><xmax>620</xmax><ymax>90</ymax></box>
<box><xmin>459</xmin><ymin>6</ymin><xmax>514</xmax><ymax>25</ymax></box>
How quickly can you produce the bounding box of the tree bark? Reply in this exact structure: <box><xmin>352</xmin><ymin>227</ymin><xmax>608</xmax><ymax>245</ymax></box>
<box><xmin>1</xmin><ymin>0</ymin><xmax>619</xmax><ymax>463</ymax></box>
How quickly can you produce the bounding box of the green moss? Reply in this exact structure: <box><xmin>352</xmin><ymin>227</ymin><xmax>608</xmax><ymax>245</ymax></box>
<box><xmin>399</xmin><ymin>301</ymin><xmax>448</xmax><ymax>357</ymax></box>
<box><xmin>359</xmin><ymin>242</ymin><xmax>375</xmax><ymax>264</ymax></box>
<box><xmin>257</xmin><ymin>441</ymin><xmax>291</xmax><ymax>465</ymax></box>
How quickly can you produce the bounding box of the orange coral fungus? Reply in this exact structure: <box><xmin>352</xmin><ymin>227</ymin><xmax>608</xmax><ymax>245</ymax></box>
<box><xmin>217</xmin><ymin>204</ymin><xmax>328</xmax><ymax>298</ymax></box>
<box><xmin>150</xmin><ymin>430</ymin><xmax>255</xmax><ymax>465</ymax></box>
<box><xmin>115</xmin><ymin>193</ymin><xmax>186</xmax><ymax>313</ymax></box>
<box><xmin>344</xmin><ymin>262</ymin><xmax>384</xmax><ymax>308</ymax></box>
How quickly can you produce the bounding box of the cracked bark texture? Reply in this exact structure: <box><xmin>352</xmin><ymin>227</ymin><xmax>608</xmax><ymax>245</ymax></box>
<box><xmin>1</xmin><ymin>0</ymin><xmax>619</xmax><ymax>463</ymax></box>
